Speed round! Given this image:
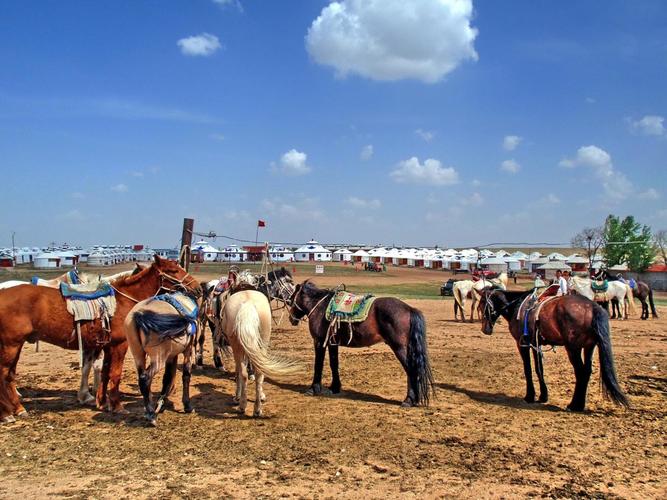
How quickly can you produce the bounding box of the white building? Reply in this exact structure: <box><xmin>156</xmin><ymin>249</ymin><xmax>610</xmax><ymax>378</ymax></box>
<box><xmin>192</xmin><ymin>240</ymin><xmax>220</xmax><ymax>262</ymax></box>
<box><xmin>269</xmin><ymin>246</ymin><xmax>294</xmax><ymax>262</ymax></box>
<box><xmin>218</xmin><ymin>245</ymin><xmax>247</xmax><ymax>262</ymax></box>
<box><xmin>294</xmin><ymin>240</ymin><xmax>332</xmax><ymax>262</ymax></box>
<box><xmin>332</xmin><ymin>248</ymin><xmax>353</xmax><ymax>262</ymax></box>
<box><xmin>34</xmin><ymin>252</ymin><xmax>62</xmax><ymax>269</ymax></box>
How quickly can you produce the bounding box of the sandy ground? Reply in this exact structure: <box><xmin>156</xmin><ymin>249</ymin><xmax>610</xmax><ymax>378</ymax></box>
<box><xmin>0</xmin><ymin>265</ymin><xmax>665</xmax><ymax>499</ymax></box>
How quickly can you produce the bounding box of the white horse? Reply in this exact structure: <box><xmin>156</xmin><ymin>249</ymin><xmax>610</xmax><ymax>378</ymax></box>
<box><xmin>218</xmin><ymin>290</ymin><xmax>299</xmax><ymax>417</ymax></box>
<box><xmin>569</xmin><ymin>276</ymin><xmax>636</xmax><ymax>319</ymax></box>
<box><xmin>453</xmin><ymin>273</ymin><xmax>508</xmax><ymax>322</ymax></box>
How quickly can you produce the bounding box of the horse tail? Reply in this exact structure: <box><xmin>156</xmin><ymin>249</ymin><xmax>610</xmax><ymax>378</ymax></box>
<box><xmin>648</xmin><ymin>286</ymin><xmax>659</xmax><ymax>318</ymax></box>
<box><xmin>234</xmin><ymin>301</ymin><xmax>300</xmax><ymax>379</ymax></box>
<box><xmin>408</xmin><ymin>308</ymin><xmax>435</xmax><ymax>406</ymax></box>
<box><xmin>625</xmin><ymin>284</ymin><xmax>636</xmax><ymax>316</ymax></box>
<box><xmin>592</xmin><ymin>304</ymin><xmax>630</xmax><ymax>408</ymax></box>
<box><xmin>133</xmin><ymin>310</ymin><xmax>191</xmax><ymax>340</ymax></box>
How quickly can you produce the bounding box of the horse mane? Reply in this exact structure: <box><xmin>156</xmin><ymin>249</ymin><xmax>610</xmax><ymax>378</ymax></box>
<box><xmin>113</xmin><ymin>262</ymin><xmax>154</xmax><ymax>286</ymax></box>
<box><xmin>269</xmin><ymin>267</ymin><xmax>292</xmax><ymax>280</ymax></box>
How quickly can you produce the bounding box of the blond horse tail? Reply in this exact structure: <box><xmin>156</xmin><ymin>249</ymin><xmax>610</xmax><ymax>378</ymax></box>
<box><xmin>625</xmin><ymin>284</ymin><xmax>636</xmax><ymax>316</ymax></box>
<box><xmin>234</xmin><ymin>302</ymin><xmax>300</xmax><ymax>379</ymax></box>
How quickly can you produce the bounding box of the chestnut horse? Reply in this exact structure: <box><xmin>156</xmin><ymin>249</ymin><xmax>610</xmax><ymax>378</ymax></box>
<box><xmin>479</xmin><ymin>289</ymin><xmax>629</xmax><ymax>412</ymax></box>
<box><xmin>0</xmin><ymin>256</ymin><xmax>200</xmax><ymax>422</ymax></box>
<box><xmin>288</xmin><ymin>280</ymin><xmax>435</xmax><ymax>407</ymax></box>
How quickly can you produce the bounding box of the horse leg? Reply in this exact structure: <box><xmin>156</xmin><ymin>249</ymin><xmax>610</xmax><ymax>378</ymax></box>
<box><xmin>195</xmin><ymin>320</ymin><xmax>205</xmax><ymax>367</ymax></box>
<box><xmin>212</xmin><ymin>321</ymin><xmax>225</xmax><ymax>370</ymax></box>
<box><xmin>328</xmin><ymin>344</ymin><xmax>341</xmax><ymax>394</ymax></box>
<box><xmin>248</xmin><ymin>358</ymin><xmax>255</xmax><ymax>382</ymax></box>
<box><xmin>532</xmin><ymin>349</ymin><xmax>548</xmax><ymax>403</ymax></box>
<box><xmin>519</xmin><ymin>345</ymin><xmax>536</xmax><ymax>403</ymax></box>
<box><xmin>253</xmin><ymin>372</ymin><xmax>265</xmax><ymax>417</ymax></box>
<box><xmin>77</xmin><ymin>348</ymin><xmax>97</xmax><ymax>405</ymax></box>
<box><xmin>307</xmin><ymin>341</ymin><xmax>327</xmax><ymax>396</ymax></box>
<box><xmin>469</xmin><ymin>297</ymin><xmax>476</xmax><ymax>323</ymax></box>
<box><xmin>106</xmin><ymin>342</ymin><xmax>129</xmax><ymax>414</ymax></box>
<box><xmin>4</xmin><ymin>342</ymin><xmax>27</xmax><ymax>418</ymax></box>
<box><xmin>182</xmin><ymin>345</ymin><xmax>194</xmax><ymax>414</ymax></box>
<box><xmin>641</xmin><ymin>299</ymin><xmax>648</xmax><ymax>320</ymax></box>
<box><xmin>156</xmin><ymin>357</ymin><xmax>177</xmax><ymax>414</ymax></box>
<box><xmin>566</xmin><ymin>347</ymin><xmax>589</xmax><ymax>412</ymax></box>
<box><xmin>138</xmin><ymin>361</ymin><xmax>160</xmax><ymax>425</ymax></box>
<box><xmin>96</xmin><ymin>345</ymin><xmax>112</xmax><ymax>410</ymax></box>
<box><xmin>235</xmin><ymin>351</ymin><xmax>249</xmax><ymax>414</ymax></box>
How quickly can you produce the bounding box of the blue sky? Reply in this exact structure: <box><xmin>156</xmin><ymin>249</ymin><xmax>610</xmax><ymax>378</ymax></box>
<box><xmin>1</xmin><ymin>0</ymin><xmax>666</xmax><ymax>248</ymax></box>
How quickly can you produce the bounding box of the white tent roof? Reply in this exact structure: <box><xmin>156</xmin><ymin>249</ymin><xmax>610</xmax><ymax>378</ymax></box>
<box><xmin>352</xmin><ymin>249</ymin><xmax>369</xmax><ymax>256</ymax></box>
<box><xmin>333</xmin><ymin>248</ymin><xmax>352</xmax><ymax>255</ymax></box>
<box><xmin>295</xmin><ymin>240</ymin><xmax>331</xmax><ymax>253</ymax></box>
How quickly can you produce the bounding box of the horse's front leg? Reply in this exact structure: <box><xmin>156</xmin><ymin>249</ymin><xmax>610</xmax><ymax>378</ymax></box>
<box><xmin>328</xmin><ymin>344</ymin><xmax>341</xmax><ymax>394</ymax></box>
<box><xmin>195</xmin><ymin>319</ymin><xmax>206</xmax><ymax>367</ymax></box>
<box><xmin>469</xmin><ymin>298</ymin><xmax>476</xmax><ymax>323</ymax></box>
<box><xmin>518</xmin><ymin>344</ymin><xmax>536</xmax><ymax>403</ymax></box>
<box><xmin>307</xmin><ymin>341</ymin><xmax>327</xmax><ymax>396</ymax></box>
<box><xmin>106</xmin><ymin>342</ymin><xmax>129</xmax><ymax>414</ymax></box>
<box><xmin>532</xmin><ymin>348</ymin><xmax>548</xmax><ymax>403</ymax></box>
<box><xmin>96</xmin><ymin>345</ymin><xmax>112</xmax><ymax>410</ymax></box>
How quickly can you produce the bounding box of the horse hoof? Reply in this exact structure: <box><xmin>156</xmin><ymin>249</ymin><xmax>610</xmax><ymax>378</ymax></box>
<box><xmin>566</xmin><ymin>405</ymin><xmax>584</xmax><ymax>413</ymax></box>
<box><xmin>79</xmin><ymin>394</ymin><xmax>96</xmax><ymax>406</ymax></box>
<box><xmin>253</xmin><ymin>409</ymin><xmax>263</xmax><ymax>418</ymax></box>
<box><xmin>16</xmin><ymin>410</ymin><xmax>29</xmax><ymax>418</ymax></box>
<box><xmin>401</xmin><ymin>400</ymin><xmax>415</xmax><ymax>408</ymax></box>
<box><xmin>155</xmin><ymin>399</ymin><xmax>166</xmax><ymax>414</ymax></box>
<box><xmin>184</xmin><ymin>406</ymin><xmax>195</xmax><ymax>414</ymax></box>
<box><xmin>249</xmin><ymin>375</ymin><xmax>256</xmax><ymax>382</ymax></box>
<box><xmin>112</xmin><ymin>407</ymin><xmax>129</xmax><ymax>415</ymax></box>
<box><xmin>2</xmin><ymin>415</ymin><xmax>17</xmax><ymax>424</ymax></box>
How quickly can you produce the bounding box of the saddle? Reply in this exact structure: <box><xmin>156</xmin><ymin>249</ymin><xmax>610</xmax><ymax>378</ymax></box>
<box><xmin>60</xmin><ymin>282</ymin><xmax>116</xmax><ymax>347</ymax></box>
<box><xmin>152</xmin><ymin>293</ymin><xmax>199</xmax><ymax>336</ymax></box>
<box><xmin>323</xmin><ymin>291</ymin><xmax>376</xmax><ymax>347</ymax></box>
<box><xmin>516</xmin><ymin>288</ymin><xmax>560</xmax><ymax>348</ymax></box>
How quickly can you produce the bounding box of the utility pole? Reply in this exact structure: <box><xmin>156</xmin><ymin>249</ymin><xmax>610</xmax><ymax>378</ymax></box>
<box><xmin>11</xmin><ymin>231</ymin><xmax>16</xmax><ymax>265</ymax></box>
<box><xmin>180</xmin><ymin>218</ymin><xmax>194</xmax><ymax>271</ymax></box>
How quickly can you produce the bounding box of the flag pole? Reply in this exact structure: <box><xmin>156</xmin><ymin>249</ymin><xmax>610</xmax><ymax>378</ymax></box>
<box><xmin>255</xmin><ymin>224</ymin><xmax>259</xmax><ymax>247</ymax></box>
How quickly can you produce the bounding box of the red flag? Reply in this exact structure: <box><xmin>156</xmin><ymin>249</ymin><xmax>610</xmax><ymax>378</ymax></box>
<box><xmin>257</xmin><ymin>220</ymin><xmax>266</xmax><ymax>227</ymax></box>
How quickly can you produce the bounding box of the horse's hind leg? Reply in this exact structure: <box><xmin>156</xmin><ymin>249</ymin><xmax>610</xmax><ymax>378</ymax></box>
<box><xmin>0</xmin><ymin>342</ymin><xmax>26</xmax><ymax>421</ymax></box>
<box><xmin>7</xmin><ymin>343</ymin><xmax>26</xmax><ymax>417</ymax></box>
<box><xmin>195</xmin><ymin>321</ymin><xmax>205</xmax><ymax>367</ymax></box>
<box><xmin>566</xmin><ymin>346</ymin><xmax>591</xmax><ymax>412</ymax></box>
<box><xmin>532</xmin><ymin>349</ymin><xmax>548</xmax><ymax>403</ymax></box>
<box><xmin>328</xmin><ymin>345</ymin><xmax>341</xmax><ymax>394</ymax></box>
<box><xmin>306</xmin><ymin>342</ymin><xmax>327</xmax><ymax>396</ymax></box>
<box><xmin>139</xmin><ymin>360</ymin><xmax>162</xmax><ymax>425</ymax></box>
<box><xmin>235</xmin><ymin>350</ymin><xmax>249</xmax><ymax>414</ymax></box>
<box><xmin>77</xmin><ymin>348</ymin><xmax>97</xmax><ymax>405</ymax></box>
<box><xmin>156</xmin><ymin>357</ymin><xmax>177</xmax><ymax>414</ymax></box>
<box><xmin>519</xmin><ymin>345</ymin><xmax>536</xmax><ymax>403</ymax></box>
<box><xmin>253</xmin><ymin>371</ymin><xmax>265</xmax><ymax>417</ymax></box>
<box><xmin>182</xmin><ymin>344</ymin><xmax>194</xmax><ymax>414</ymax></box>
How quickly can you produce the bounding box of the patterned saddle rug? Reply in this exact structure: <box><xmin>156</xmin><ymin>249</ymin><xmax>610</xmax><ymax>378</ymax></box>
<box><xmin>152</xmin><ymin>292</ymin><xmax>199</xmax><ymax>336</ymax></box>
<box><xmin>591</xmin><ymin>280</ymin><xmax>609</xmax><ymax>292</ymax></box>
<box><xmin>32</xmin><ymin>269</ymin><xmax>80</xmax><ymax>286</ymax></box>
<box><xmin>60</xmin><ymin>282</ymin><xmax>116</xmax><ymax>330</ymax></box>
<box><xmin>325</xmin><ymin>291</ymin><xmax>376</xmax><ymax>323</ymax></box>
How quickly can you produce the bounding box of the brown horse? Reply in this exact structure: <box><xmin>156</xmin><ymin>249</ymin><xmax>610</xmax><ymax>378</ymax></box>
<box><xmin>288</xmin><ymin>280</ymin><xmax>434</xmax><ymax>407</ymax></box>
<box><xmin>479</xmin><ymin>289</ymin><xmax>629</xmax><ymax>412</ymax></box>
<box><xmin>0</xmin><ymin>255</ymin><xmax>200</xmax><ymax>422</ymax></box>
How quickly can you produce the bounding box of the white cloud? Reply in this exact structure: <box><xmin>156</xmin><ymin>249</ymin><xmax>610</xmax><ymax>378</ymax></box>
<box><xmin>345</xmin><ymin>197</ymin><xmax>381</xmax><ymax>209</ymax></box>
<box><xmin>210</xmin><ymin>133</ymin><xmax>226</xmax><ymax>142</ymax></box>
<box><xmin>471</xmin><ymin>179</ymin><xmax>481</xmax><ymax>187</ymax></box>
<box><xmin>559</xmin><ymin>145</ymin><xmax>634</xmax><ymax>200</ymax></box>
<box><xmin>270</xmin><ymin>149</ymin><xmax>312</xmax><ymax>176</ymax></box>
<box><xmin>415</xmin><ymin>129</ymin><xmax>435</xmax><ymax>142</ymax></box>
<box><xmin>306</xmin><ymin>0</ymin><xmax>478</xmax><ymax>83</ymax></box>
<box><xmin>463</xmin><ymin>192</ymin><xmax>484</xmax><ymax>207</ymax></box>
<box><xmin>177</xmin><ymin>33</ymin><xmax>222</xmax><ymax>57</ymax></box>
<box><xmin>500</xmin><ymin>159</ymin><xmax>521</xmax><ymax>174</ymax></box>
<box><xmin>63</xmin><ymin>209</ymin><xmax>86</xmax><ymax>221</ymax></box>
<box><xmin>639</xmin><ymin>188</ymin><xmax>660</xmax><ymax>200</ymax></box>
<box><xmin>261</xmin><ymin>197</ymin><xmax>325</xmax><ymax>221</ymax></box>
<box><xmin>390</xmin><ymin>157</ymin><xmax>459</xmax><ymax>186</ymax></box>
<box><xmin>110</xmin><ymin>183</ymin><xmax>128</xmax><ymax>193</ymax></box>
<box><xmin>130</xmin><ymin>171</ymin><xmax>144</xmax><ymax>178</ymax></box>
<box><xmin>536</xmin><ymin>193</ymin><xmax>561</xmax><ymax>206</ymax></box>
<box><xmin>503</xmin><ymin>135</ymin><xmax>522</xmax><ymax>151</ymax></box>
<box><xmin>360</xmin><ymin>144</ymin><xmax>373</xmax><ymax>161</ymax></box>
<box><xmin>223</xmin><ymin>209</ymin><xmax>250</xmax><ymax>220</ymax></box>
<box><xmin>629</xmin><ymin>115</ymin><xmax>665</xmax><ymax>136</ymax></box>
<box><xmin>585</xmin><ymin>97</ymin><xmax>596</xmax><ymax>104</ymax></box>
<box><xmin>212</xmin><ymin>0</ymin><xmax>243</xmax><ymax>12</ymax></box>
<box><xmin>71</xmin><ymin>192</ymin><xmax>85</xmax><ymax>199</ymax></box>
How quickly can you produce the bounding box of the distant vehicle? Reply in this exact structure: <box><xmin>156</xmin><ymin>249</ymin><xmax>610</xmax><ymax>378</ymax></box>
<box><xmin>472</xmin><ymin>269</ymin><xmax>499</xmax><ymax>280</ymax></box>
<box><xmin>440</xmin><ymin>278</ymin><xmax>457</xmax><ymax>296</ymax></box>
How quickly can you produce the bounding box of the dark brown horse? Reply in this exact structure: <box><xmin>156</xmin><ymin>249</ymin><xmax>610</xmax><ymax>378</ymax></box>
<box><xmin>288</xmin><ymin>280</ymin><xmax>434</xmax><ymax>407</ymax></box>
<box><xmin>479</xmin><ymin>289</ymin><xmax>629</xmax><ymax>411</ymax></box>
<box><xmin>0</xmin><ymin>256</ymin><xmax>200</xmax><ymax>422</ymax></box>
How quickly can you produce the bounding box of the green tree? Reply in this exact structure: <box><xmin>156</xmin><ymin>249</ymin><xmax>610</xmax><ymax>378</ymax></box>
<box><xmin>603</xmin><ymin>215</ymin><xmax>654</xmax><ymax>272</ymax></box>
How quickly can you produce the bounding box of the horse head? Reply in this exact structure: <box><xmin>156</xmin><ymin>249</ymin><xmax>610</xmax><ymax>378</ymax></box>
<box><xmin>153</xmin><ymin>255</ymin><xmax>202</xmax><ymax>298</ymax></box>
<box><xmin>479</xmin><ymin>289</ymin><xmax>506</xmax><ymax>335</ymax></box>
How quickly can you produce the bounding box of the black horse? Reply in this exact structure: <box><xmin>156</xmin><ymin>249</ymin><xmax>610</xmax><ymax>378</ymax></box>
<box><xmin>288</xmin><ymin>280</ymin><xmax>435</xmax><ymax>407</ymax></box>
<box><xmin>479</xmin><ymin>289</ymin><xmax>629</xmax><ymax>412</ymax></box>
<box><xmin>595</xmin><ymin>270</ymin><xmax>658</xmax><ymax>320</ymax></box>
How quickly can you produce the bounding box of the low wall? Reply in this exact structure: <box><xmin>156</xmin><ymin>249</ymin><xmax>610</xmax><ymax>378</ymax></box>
<box><xmin>626</xmin><ymin>271</ymin><xmax>667</xmax><ymax>291</ymax></box>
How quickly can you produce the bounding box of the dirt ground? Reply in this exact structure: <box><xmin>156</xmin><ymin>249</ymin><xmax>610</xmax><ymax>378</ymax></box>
<box><xmin>0</xmin><ymin>264</ymin><xmax>665</xmax><ymax>499</ymax></box>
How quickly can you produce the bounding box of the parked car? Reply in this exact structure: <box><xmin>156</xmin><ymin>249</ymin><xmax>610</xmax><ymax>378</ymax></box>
<box><xmin>440</xmin><ymin>278</ymin><xmax>457</xmax><ymax>296</ymax></box>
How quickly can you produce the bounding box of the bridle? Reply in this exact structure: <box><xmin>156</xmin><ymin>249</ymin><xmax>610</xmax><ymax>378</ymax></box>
<box><xmin>111</xmin><ymin>267</ymin><xmax>200</xmax><ymax>303</ymax></box>
<box><xmin>287</xmin><ymin>286</ymin><xmax>332</xmax><ymax>324</ymax></box>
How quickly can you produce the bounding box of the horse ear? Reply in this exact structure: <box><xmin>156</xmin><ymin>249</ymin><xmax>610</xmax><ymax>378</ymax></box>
<box><xmin>153</xmin><ymin>254</ymin><xmax>162</xmax><ymax>265</ymax></box>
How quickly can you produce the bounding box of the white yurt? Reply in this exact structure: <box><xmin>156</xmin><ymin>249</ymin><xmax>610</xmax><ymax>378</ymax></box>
<box><xmin>352</xmin><ymin>249</ymin><xmax>370</xmax><ymax>263</ymax></box>
<box><xmin>57</xmin><ymin>251</ymin><xmax>78</xmax><ymax>267</ymax></box>
<box><xmin>33</xmin><ymin>252</ymin><xmax>62</xmax><ymax>269</ymax></box>
<box><xmin>269</xmin><ymin>246</ymin><xmax>294</xmax><ymax>262</ymax></box>
<box><xmin>294</xmin><ymin>240</ymin><xmax>332</xmax><ymax>262</ymax></box>
<box><xmin>368</xmin><ymin>247</ymin><xmax>388</xmax><ymax>263</ymax></box>
<box><xmin>192</xmin><ymin>240</ymin><xmax>220</xmax><ymax>262</ymax></box>
<box><xmin>218</xmin><ymin>245</ymin><xmax>246</xmax><ymax>262</ymax></box>
<box><xmin>87</xmin><ymin>252</ymin><xmax>111</xmax><ymax>266</ymax></box>
<box><xmin>332</xmin><ymin>248</ymin><xmax>353</xmax><ymax>262</ymax></box>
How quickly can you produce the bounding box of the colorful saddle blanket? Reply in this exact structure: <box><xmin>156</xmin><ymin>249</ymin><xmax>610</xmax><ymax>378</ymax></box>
<box><xmin>60</xmin><ymin>283</ymin><xmax>116</xmax><ymax>322</ymax></box>
<box><xmin>325</xmin><ymin>291</ymin><xmax>376</xmax><ymax>323</ymax></box>
<box><xmin>591</xmin><ymin>280</ymin><xmax>609</xmax><ymax>292</ymax></box>
<box><xmin>32</xmin><ymin>269</ymin><xmax>80</xmax><ymax>286</ymax></box>
<box><xmin>152</xmin><ymin>292</ymin><xmax>199</xmax><ymax>335</ymax></box>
